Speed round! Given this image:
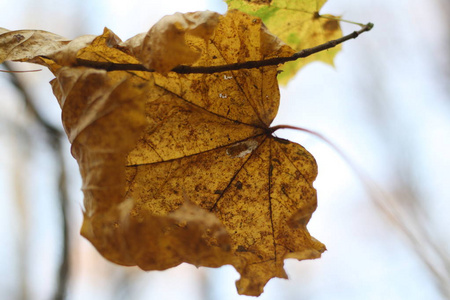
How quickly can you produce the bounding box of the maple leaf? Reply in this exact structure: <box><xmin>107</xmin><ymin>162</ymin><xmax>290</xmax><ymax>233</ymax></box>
<box><xmin>124</xmin><ymin>10</ymin><xmax>325</xmax><ymax>295</ymax></box>
<box><xmin>225</xmin><ymin>0</ymin><xmax>343</xmax><ymax>84</ymax></box>
<box><xmin>3</xmin><ymin>11</ymin><xmax>323</xmax><ymax>295</ymax></box>
<box><xmin>0</xmin><ymin>8</ymin><xmax>372</xmax><ymax>297</ymax></box>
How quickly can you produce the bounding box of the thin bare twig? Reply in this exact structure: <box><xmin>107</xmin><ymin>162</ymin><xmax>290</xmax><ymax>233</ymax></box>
<box><xmin>75</xmin><ymin>23</ymin><xmax>374</xmax><ymax>74</ymax></box>
<box><xmin>0</xmin><ymin>69</ymin><xmax>42</xmax><ymax>73</ymax></box>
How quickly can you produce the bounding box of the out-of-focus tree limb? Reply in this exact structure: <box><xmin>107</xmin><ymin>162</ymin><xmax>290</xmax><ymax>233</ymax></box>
<box><xmin>3</xmin><ymin>62</ymin><xmax>69</xmax><ymax>300</ymax></box>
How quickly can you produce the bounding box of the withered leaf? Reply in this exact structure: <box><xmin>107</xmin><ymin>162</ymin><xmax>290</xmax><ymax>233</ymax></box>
<box><xmin>0</xmin><ymin>28</ymin><xmax>70</xmax><ymax>64</ymax></box>
<box><xmin>1</xmin><ymin>10</ymin><xmax>325</xmax><ymax>296</ymax></box>
<box><xmin>135</xmin><ymin>10</ymin><xmax>221</xmax><ymax>73</ymax></box>
<box><xmin>125</xmin><ymin>10</ymin><xmax>325</xmax><ymax>296</ymax></box>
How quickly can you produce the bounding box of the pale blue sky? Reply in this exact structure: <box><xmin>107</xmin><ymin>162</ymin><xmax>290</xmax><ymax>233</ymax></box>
<box><xmin>1</xmin><ymin>0</ymin><xmax>449</xmax><ymax>299</ymax></box>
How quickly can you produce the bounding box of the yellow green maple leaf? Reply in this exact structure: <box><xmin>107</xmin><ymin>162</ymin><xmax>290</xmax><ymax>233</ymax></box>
<box><xmin>226</xmin><ymin>0</ymin><xmax>343</xmax><ymax>84</ymax></box>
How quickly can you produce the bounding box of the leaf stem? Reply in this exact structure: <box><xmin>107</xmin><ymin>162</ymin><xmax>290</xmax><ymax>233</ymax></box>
<box><xmin>317</xmin><ymin>14</ymin><xmax>367</xmax><ymax>27</ymax></box>
<box><xmin>76</xmin><ymin>22</ymin><xmax>373</xmax><ymax>74</ymax></box>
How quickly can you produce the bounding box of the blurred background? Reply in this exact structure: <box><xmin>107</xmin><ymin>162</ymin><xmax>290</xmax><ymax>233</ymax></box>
<box><xmin>1</xmin><ymin>0</ymin><xmax>449</xmax><ymax>299</ymax></box>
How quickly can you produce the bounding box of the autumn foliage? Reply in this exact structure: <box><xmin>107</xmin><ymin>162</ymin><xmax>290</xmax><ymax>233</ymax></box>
<box><xmin>0</xmin><ymin>1</ymin><xmax>371</xmax><ymax>296</ymax></box>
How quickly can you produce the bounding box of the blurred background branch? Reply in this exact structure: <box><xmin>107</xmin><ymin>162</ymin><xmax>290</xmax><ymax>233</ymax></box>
<box><xmin>352</xmin><ymin>55</ymin><xmax>450</xmax><ymax>298</ymax></box>
<box><xmin>3</xmin><ymin>62</ymin><xmax>69</xmax><ymax>300</ymax></box>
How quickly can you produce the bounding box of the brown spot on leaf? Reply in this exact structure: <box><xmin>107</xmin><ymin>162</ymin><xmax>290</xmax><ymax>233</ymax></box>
<box><xmin>236</xmin><ymin>245</ymin><xmax>247</xmax><ymax>252</ymax></box>
<box><xmin>246</xmin><ymin>0</ymin><xmax>272</xmax><ymax>4</ymax></box>
<box><xmin>323</xmin><ymin>20</ymin><xmax>339</xmax><ymax>31</ymax></box>
<box><xmin>235</xmin><ymin>181</ymin><xmax>243</xmax><ymax>190</ymax></box>
<box><xmin>13</xmin><ymin>34</ymin><xmax>25</xmax><ymax>42</ymax></box>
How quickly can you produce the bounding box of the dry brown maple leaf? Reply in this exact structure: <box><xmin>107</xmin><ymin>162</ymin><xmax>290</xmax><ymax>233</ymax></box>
<box><xmin>124</xmin><ymin>10</ymin><xmax>325</xmax><ymax>295</ymax></box>
<box><xmin>1</xmin><ymin>10</ymin><xmax>325</xmax><ymax>296</ymax></box>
